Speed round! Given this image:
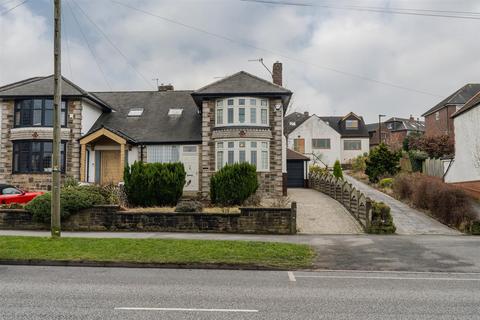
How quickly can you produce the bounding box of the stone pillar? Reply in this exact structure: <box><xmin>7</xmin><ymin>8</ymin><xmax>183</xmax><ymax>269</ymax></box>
<box><xmin>200</xmin><ymin>100</ymin><xmax>215</xmax><ymax>199</ymax></box>
<box><xmin>80</xmin><ymin>143</ymin><xmax>86</xmax><ymax>182</ymax></box>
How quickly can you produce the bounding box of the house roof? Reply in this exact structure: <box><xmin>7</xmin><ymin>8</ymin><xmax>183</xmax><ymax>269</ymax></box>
<box><xmin>366</xmin><ymin>123</ymin><xmax>379</xmax><ymax>132</ymax></box>
<box><xmin>319</xmin><ymin>116</ymin><xmax>370</xmax><ymax>138</ymax></box>
<box><xmin>87</xmin><ymin>90</ymin><xmax>201</xmax><ymax>144</ymax></box>
<box><xmin>0</xmin><ymin>75</ymin><xmax>112</xmax><ymax>110</ymax></box>
<box><xmin>452</xmin><ymin>91</ymin><xmax>480</xmax><ymax>118</ymax></box>
<box><xmin>191</xmin><ymin>71</ymin><xmax>292</xmax><ymax>107</ymax></box>
<box><xmin>284</xmin><ymin>112</ymin><xmax>310</xmax><ymax>135</ymax></box>
<box><xmin>385</xmin><ymin>117</ymin><xmax>425</xmax><ymax>132</ymax></box>
<box><xmin>287</xmin><ymin>148</ymin><xmax>310</xmax><ymax>161</ymax></box>
<box><xmin>422</xmin><ymin>83</ymin><xmax>480</xmax><ymax>117</ymax></box>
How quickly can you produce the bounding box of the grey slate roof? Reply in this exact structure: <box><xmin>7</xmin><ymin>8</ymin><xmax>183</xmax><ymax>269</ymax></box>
<box><xmin>0</xmin><ymin>75</ymin><xmax>112</xmax><ymax>110</ymax></box>
<box><xmin>366</xmin><ymin>123</ymin><xmax>379</xmax><ymax>132</ymax></box>
<box><xmin>452</xmin><ymin>91</ymin><xmax>480</xmax><ymax>118</ymax></box>
<box><xmin>284</xmin><ymin>112</ymin><xmax>369</xmax><ymax>138</ymax></box>
<box><xmin>284</xmin><ymin>112</ymin><xmax>310</xmax><ymax>135</ymax></box>
<box><xmin>319</xmin><ymin>116</ymin><xmax>370</xmax><ymax>138</ymax></box>
<box><xmin>192</xmin><ymin>71</ymin><xmax>292</xmax><ymax>107</ymax></box>
<box><xmin>88</xmin><ymin>91</ymin><xmax>201</xmax><ymax>144</ymax></box>
<box><xmin>385</xmin><ymin>117</ymin><xmax>425</xmax><ymax>132</ymax></box>
<box><xmin>422</xmin><ymin>84</ymin><xmax>480</xmax><ymax>117</ymax></box>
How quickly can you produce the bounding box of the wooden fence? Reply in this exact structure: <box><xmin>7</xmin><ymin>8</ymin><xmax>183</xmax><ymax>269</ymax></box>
<box><xmin>309</xmin><ymin>172</ymin><xmax>372</xmax><ymax>231</ymax></box>
<box><xmin>422</xmin><ymin>158</ymin><xmax>452</xmax><ymax>178</ymax></box>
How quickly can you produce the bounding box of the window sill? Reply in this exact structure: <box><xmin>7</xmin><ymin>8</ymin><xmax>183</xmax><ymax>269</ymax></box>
<box><xmin>213</xmin><ymin>125</ymin><xmax>270</xmax><ymax>130</ymax></box>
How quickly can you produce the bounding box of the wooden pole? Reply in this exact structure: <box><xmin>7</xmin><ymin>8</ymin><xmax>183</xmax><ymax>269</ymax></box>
<box><xmin>51</xmin><ymin>0</ymin><xmax>62</xmax><ymax>238</ymax></box>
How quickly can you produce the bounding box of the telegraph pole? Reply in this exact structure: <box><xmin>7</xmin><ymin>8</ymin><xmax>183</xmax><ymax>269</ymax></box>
<box><xmin>51</xmin><ymin>0</ymin><xmax>62</xmax><ymax>238</ymax></box>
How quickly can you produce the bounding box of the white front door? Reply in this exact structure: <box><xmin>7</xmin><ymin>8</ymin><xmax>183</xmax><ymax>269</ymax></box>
<box><xmin>181</xmin><ymin>145</ymin><xmax>199</xmax><ymax>191</ymax></box>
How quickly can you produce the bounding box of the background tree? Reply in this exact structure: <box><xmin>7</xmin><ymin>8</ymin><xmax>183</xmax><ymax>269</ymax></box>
<box><xmin>365</xmin><ymin>144</ymin><xmax>401</xmax><ymax>182</ymax></box>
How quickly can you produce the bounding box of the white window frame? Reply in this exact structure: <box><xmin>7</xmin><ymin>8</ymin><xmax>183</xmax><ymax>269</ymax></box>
<box><xmin>345</xmin><ymin>119</ymin><xmax>359</xmax><ymax>130</ymax></box>
<box><xmin>215</xmin><ymin>97</ymin><xmax>269</xmax><ymax>127</ymax></box>
<box><xmin>216</xmin><ymin>139</ymin><xmax>270</xmax><ymax>172</ymax></box>
<box><xmin>343</xmin><ymin>140</ymin><xmax>362</xmax><ymax>151</ymax></box>
<box><xmin>312</xmin><ymin>138</ymin><xmax>330</xmax><ymax>149</ymax></box>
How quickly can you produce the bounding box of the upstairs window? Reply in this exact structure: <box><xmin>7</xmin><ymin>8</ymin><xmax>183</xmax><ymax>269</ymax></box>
<box><xmin>344</xmin><ymin>140</ymin><xmax>362</xmax><ymax>150</ymax></box>
<box><xmin>14</xmin><ymin>99</ymin><xmax>67</xmax><ymax>128</ymax></box>
<box><xmin>312</xmin><ymin>138</ymin><xmax>330</xmax><ymax>149</ymax></box>
<box><xmin>215</xmin><ymin>97</ymin><xmax>269</xmax><ymax>127</ymax></box>
<box><xmin>345</xmin><ymin>119</ymin><xmax>359</xmax><ymax>130</ymax></box>
<box><xmin>435</xmin><ymin>111</ymin><xmax>440</xmax><ymax>121</ymax></box>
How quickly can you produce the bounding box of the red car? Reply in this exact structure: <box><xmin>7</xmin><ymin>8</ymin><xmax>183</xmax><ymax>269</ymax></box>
<box><xmin>0</xmin><ymin>184</ymin><xmax>43</xmax><ymax>205</ymax></box>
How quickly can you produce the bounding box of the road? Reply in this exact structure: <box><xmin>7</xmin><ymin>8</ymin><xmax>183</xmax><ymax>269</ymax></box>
<box><xmin>1</xmin><ymin>266</ymin><xmax>479</xmax><ymax>319</ymax></box>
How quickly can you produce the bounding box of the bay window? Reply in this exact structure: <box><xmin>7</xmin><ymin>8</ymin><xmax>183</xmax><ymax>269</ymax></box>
<box><xmin>14</xmin><ymin>98</ymin><xmax>67</xmax><ymax>128</ymax></box>
<box><xmin>215</xmin><ymin>97</ymin><xmax>269</xmax><ymax>126</ymax></box>
<box><xmin>216</xmin><ymin>140</ymin><xmax>269</xmax><ymax>171</ymax></box>
<box><xmin>13</xmin><ymin>140</ymin><xmax>66</xmax><ymax>174</ymax></box>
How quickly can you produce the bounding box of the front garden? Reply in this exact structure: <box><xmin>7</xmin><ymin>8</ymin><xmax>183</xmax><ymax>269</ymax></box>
<box><xmin>347</xmin><ymin>139</ymin><xmax>479</xmax><ymax>234</ymax></box>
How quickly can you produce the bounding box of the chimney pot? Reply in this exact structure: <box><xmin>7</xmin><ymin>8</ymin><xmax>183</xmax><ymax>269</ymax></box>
<box><xmin>409</xmin><ymin>114</ymin><xmax>414</xmax><ymax>121</ymax></box>
<box><xmin>158</xmin><ymin>84</ymin><xmax>174</xmax><ymax>91</ymax></box>
<box><xmin>272</xmin><ymin>61</ymin><xmax>283</xmax><ymax>86</ymax></box>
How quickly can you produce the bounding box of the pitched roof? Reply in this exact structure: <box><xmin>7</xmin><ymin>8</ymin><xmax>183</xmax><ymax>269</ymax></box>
<box><xmin>287</xmin><ymin>148</ymin><xmax>310</xmax><ymax>161</ymax></box>
<box><xmin>319</xmin><ymin>116</ymin><xmax>370</xmax><ymax>138</ymax></box>
<box><xmin>192</xmin><ymin>71</ymin><xmax>292</xmax><ymax>107</ymax></box>
<box><xmin>284</xmin><ymin>112</ymin><xmax>310</xmax><ymax>135</ymax></box>
<box><xmin>87</xmin><ymin>90</ymin><xmax>201</xmax><ymax>144</ymax></box>
<box><xmin>422</xmin><ymin>84</ymin><xmax>480</xmax><ymax>117</ymax></box>
<box><xmin>452</xmin><ymin>91</ymin><xmax>480</xmax><ymax>118</ymax></box>
<box><xmin>385</xmin><ymin>117</ymin><xmax>425</xmax><ymax>132</ymax></box>
<box><xmin>0</xmin><ymin>75</ymin><xmax>112</xmax><ymax>110</ymax></box>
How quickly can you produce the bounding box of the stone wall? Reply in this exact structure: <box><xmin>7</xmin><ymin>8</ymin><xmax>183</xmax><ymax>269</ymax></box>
<box><xmin>200</xmin><ymin>98</ymin><xmax>284</xmax><ymax>199</ymax></box>
<box><xmin>0</xmin><ymin>100</ymin><xmax>83</xmax><ymax>191</ymax></box>
<box><xmin>0</xmin><ymin>203</ymin><xmax>297</xmax><ymax>235</ymax></box>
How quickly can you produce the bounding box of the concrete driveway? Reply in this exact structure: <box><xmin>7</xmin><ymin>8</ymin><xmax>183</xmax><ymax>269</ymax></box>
<box><xmin>345</xmin><ymin>175</ymin><xmax>460</xmax><ymax>235</ymax></box>
<box><xmin>288</xmin><ymin>188</ymin><xmax>363</xmax><ymax>234</ymax></box>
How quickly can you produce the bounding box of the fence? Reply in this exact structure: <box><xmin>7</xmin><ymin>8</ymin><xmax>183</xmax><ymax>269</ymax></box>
<box><xmin>422</xmin><ymin>158</ymin><xmax>452</xmax><ymax>178</ymax></box>
<box><xmin>309</xmin><ymin>172</ymin><xmax>372</xmax><ymax>231</ymax></box>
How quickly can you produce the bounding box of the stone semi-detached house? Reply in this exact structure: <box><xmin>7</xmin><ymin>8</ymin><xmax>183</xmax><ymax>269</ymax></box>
<box><xmin>422</xmin><ymin>83</ymin><xmax>480</xmax><ymax>141</ymax></box>
<box><xmin>0</xmin><ymin>62</ymin><xmax>291</xmax><ymax>199</ymax></box>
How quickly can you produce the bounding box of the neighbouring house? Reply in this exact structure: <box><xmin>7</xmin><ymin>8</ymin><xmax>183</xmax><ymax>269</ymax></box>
<box><xmin>0</xmin><ymin>62</ymin><xmax>292</xmax><ymax>199</ymax></box>
<box><xmin>284</xmin><ymin>111</ymin><xmax>369</xmax><ymax>168</ymax></box>
<box><xmin>367</xmin><ymin>116</ymin><xmax>425</xmax><ymax>150</ymax></box>
<box><xmin>444</xmin><ymin>91</ymin><xmax>480</xmax><ymax>198</ymax></box>
<box><xmin>422</xmin><ymin>83</ymin><xmax>480</xmax><ymax>140</ymax></box>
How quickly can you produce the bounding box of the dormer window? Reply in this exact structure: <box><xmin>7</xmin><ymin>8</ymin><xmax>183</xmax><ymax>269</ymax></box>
<box><xmin>127</xmin><ymin>108</ymin><xmax>144</xmax><ymax>117</ymax></box>
<box><xmin>345</xmin><ymin>120</ymin><xmax>359</xmax><ymax>130</ymax></box>
<box><xmin>168</xmin><ymin>108</ymin><xmax>183</xmax><ymax>116</ymax></box>
<box><xmin>215</xmin><ymin>97</ymin><xmax>269</xmax><ymax>127</ymax></box>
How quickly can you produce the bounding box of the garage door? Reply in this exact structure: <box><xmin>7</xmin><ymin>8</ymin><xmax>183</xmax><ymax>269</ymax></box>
<box><xmin>287</xmin><ymin>160</ymin><xmax>305</xmax><ymax>188</ymax></box>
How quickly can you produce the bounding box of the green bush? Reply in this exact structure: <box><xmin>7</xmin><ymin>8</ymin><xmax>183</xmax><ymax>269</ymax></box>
<box><xmin>210</xmin><ymin>163</ymin><xmax>259</xmax><ymax>206</ymax></box>
<box><xmin>124</xmin><ymin>161</ymin><xmax>186</xmax><ymax>207</ymax></box>
<box><xmin>333</xmin><ymin>160</ymin><xmax>343</xmax><ymax>179</ymax></box>
<box><xmin>378</xmin><ymin>178</ymin><xmax>393</xmax><ymax>189</ymax></box>
<box><xmin>368</xmin><ymin>201</ymin><xmax>396</xmax><ymax>234</ymax></box>
<box><xmin>309</xmin><ymin>165</ymin><xmax>328</xmax><ymax>176</ymax></box>
<box><xmin>365</xmin><ymin>144</ymin><xmax>401</xmax><ymax>183</ymax></box>
<box><xmin>350</xmin><ymin>154</ymin><xmax>367</xmax><ymax>173</ymax></box>
<box><xmin>25</xmin><ymin>185</ymin><xmax>107</xmax><ymax>223</ymax></box>
<box><xmin>408</xmin><ymin>150</ymin><xmax>428</xmax><ymax>172</ymax></box>
<box><xmin>471</xmin><ymin>221</ymin><xmax>480</xmax><ymax>235</ymax></box>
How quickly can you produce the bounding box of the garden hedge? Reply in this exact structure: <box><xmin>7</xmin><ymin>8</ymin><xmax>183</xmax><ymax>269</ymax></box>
<box><xmin>368</xmin><ymin>201</ymin><xmax>396</xmax><ymax>234</ymax></box>
<box><xmin>210</xmin><ymin>163</ymin><xmax>259</xmax><ymax>206</ymax></box>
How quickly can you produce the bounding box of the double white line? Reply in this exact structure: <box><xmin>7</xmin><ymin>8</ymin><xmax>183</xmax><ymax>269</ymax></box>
<box><xmin>115</xmin><ymin>307</ymin><xmax>259</xmax><ymax>313</ymax></box>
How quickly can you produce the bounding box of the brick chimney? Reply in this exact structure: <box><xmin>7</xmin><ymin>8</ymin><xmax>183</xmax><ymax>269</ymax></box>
<box><xmin>158</xmin><ymin>84</ymin><xmax>174</xmax><ymax>91</ymax></box>
<box><xmin>304</xmin><ymin>111</ymin><xmax>309</xmax><ymax>117</ymax></box>
<box><xmin>272</xmin><ymin>61</ymin><xmax>282</xmax><ymax>86</ymax></box>
<box><xmin>409</xmin><ymin>114</ymin><xmax>414</xmax><ymax>121</ymax></box>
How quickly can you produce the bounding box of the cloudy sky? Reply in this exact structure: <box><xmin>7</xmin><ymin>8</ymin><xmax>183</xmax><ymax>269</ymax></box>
<box><xmin>1</xmin><ymin>0</ymin><xmax>479</xmax><ymax>123</ymax></box>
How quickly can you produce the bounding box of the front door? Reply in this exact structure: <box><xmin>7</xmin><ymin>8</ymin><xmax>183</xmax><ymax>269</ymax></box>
<box><xmin>181</xmin><ymin>145</ymin><xmax>199</xmax><ymax>191</ymax></box>
<box><xmin>294</xmin><ymin>138</ymin><xmax>305</xmax><ymax>154</ymax></box>
<box><xmin>100</xmin><ymin>150</ymin><xmax>122</xmax><ymax>185</ymax></box>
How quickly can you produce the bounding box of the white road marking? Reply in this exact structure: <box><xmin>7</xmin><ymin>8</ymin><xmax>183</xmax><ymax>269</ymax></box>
<box><xmin>115</xmin><ymin>307</ymin><xmax>259</xmax><ymax>313</ymax></box>
<box><xmin>295</xmin><ymin>275</ymin><xmax>480</xmax><ymax>282</ymax></box>
<box><xmin>288</xmin><ymin>271</ymin><xmax>296</xmax><ymax>282</ymax></box>
<box><xmin>308</xmin><ymin>269</ymin><xmax>480</xmax><ymax>276</ymax></box>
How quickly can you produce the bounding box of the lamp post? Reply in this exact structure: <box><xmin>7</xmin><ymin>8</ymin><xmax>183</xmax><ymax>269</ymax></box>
<box><xmin>378</xmin><ymin>114</ymin><xmax>386</xmax><ymax>145</ymax></box>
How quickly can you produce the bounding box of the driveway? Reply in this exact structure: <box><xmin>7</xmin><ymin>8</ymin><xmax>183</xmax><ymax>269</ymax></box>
<box><xmin>345</xmin><ymin>175</ymin><xmax>460</xmax><ymax>235</ymax></box>
<box><xmin>288</xmin><ymin>188</ymin><xmax>363</xmax><ymax>234</ymax></box>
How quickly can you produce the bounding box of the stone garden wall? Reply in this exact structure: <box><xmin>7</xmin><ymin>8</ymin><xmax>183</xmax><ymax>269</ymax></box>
<box><xmin>0</xmin><ymin>203</ymin><xmax>297</xmax><ymax>235</ymax></box>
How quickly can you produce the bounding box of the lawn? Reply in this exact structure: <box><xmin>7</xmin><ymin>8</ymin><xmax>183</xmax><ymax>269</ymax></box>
<box><xmin>0</xmin><ymin>236</ymin><xmax>314</xmax><ymax>269</ymax></box>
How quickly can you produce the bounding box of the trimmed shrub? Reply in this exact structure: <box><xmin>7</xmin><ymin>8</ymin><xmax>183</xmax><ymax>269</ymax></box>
<box><xmin>333</xmin><ymin>160</ymin><xmax>343</xmax><ymax>179</ymax></box>
<box><xmin>210</xmin><ymin>163</ymin><xmax>259</xmax><ymax>206</ymax></box>
<box><xmin>124</xmin><ymin>161</ymin><xmax>186</xmax><ymax>207</ymax></box>
<box><xmin>25</xmin><ymin>185</ymin><xmax>107</xmax><ymax>223</ymax></box>
<box><xmin>368</xmin><ymin>201</ymin><xmax>396</xmax><ymax>234</ymax></box>
<box><xmin>365</xmin><ymin>144</ymin><xmax>401</xmax><ymax>183</ymax></box>
<box><xmin>378</xmin><ymin>178</ymin><xmax>393</xmax><ymax>189</ymax></box>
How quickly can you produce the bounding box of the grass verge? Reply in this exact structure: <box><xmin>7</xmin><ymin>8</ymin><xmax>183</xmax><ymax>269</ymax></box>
<box><xmin>0</xmin><ymin>236</ymin><xmax>314</xmax><ymax>269</ymax></box>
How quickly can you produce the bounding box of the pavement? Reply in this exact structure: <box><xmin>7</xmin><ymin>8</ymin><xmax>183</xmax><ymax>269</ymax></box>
<box><xmin>288</xmin><ymin>188</ymin><xmax>363</xmax><ymax>234</ymax></box>
<box><xmin>1</xmin><ymin>266</ymin><xmax>479</xmax><ymax>319</ymax></box>
<box><xmin>345</xmin><ymin>174</ymin><xmax>460</xmax><ymax>235</ymax></box>
<box><xmin>1</xmin><ymin>230</ymin><xmax>480</xmax><ymax>273</ymax></box>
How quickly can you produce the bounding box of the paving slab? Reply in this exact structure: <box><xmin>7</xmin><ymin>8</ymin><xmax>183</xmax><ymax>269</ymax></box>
<box><xmin>288</xmin><ymin>188</ymin><xmax>363</xmax><ymax>234</ymax></box>
<box><xmin>345</xmin><ymin>175</ymin><xmax>460</xmax><ymax>235</ymax></box>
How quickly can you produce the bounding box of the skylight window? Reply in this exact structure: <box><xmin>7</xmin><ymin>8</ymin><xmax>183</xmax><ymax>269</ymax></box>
<box><xmin>128</xmin><ymin>108</ymin><xmax>144</xmax><ymax>117</ymax></box>
<box><xmin>168</xmin><ymin>108</ymin><xmax>183</xmax><ymax>116</ymax></box>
